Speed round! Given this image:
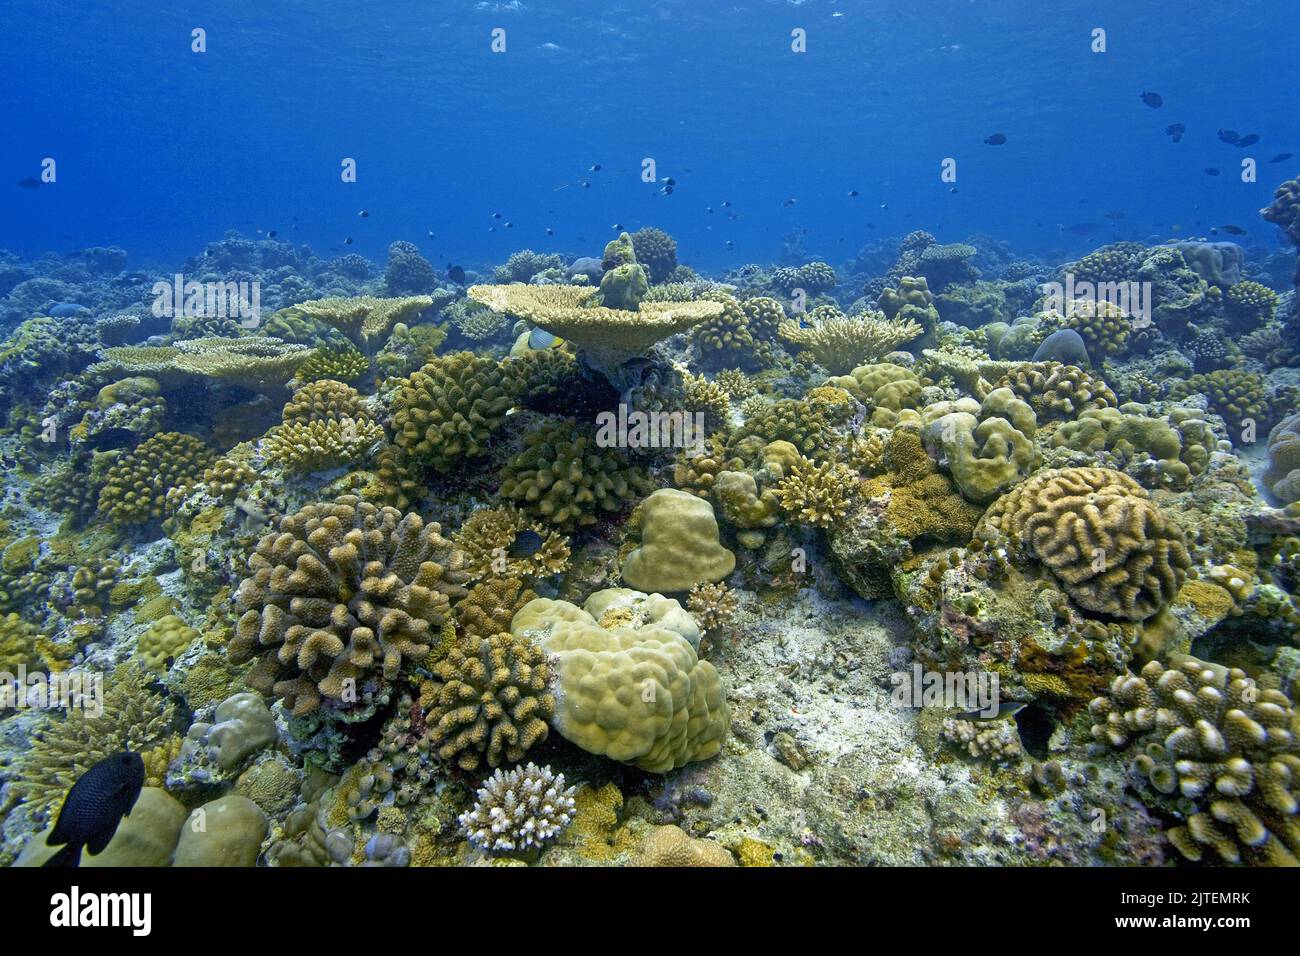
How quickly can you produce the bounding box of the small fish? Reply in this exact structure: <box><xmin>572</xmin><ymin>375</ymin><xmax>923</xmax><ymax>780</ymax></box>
<box><xmin>427</xmin><ymin>230</ymin><xmax>435</xmax><ymax>239</ymax></box>
<box><xmin>447</xmin><ymin>265</ymin><xmax>466</xmax><ymax>284</ymax></box>
<box><xmin>1217</xmin><ymin>224</ymin><xmax>1247</xmax><ymax>235</ymax></box>
<box><xmin>358</xmin><ymin>210</ymin><xmax>369</xmax><ymax>218</ymax></box>
<box><xmin>847</xmin><ymin>190</ymin><xmax>859</xmax><ymax>197</ymax></box>
<box><xmin>706</xmin><ymin>207</ymin><xmax>714</xmax><ymax>214</ymax></box>
<box><xmin>1139</xmin><ymin>91</ymin><xmax>1163</xmax><ymax>108</ymax></box>
<box><xmin>489</xmin><ymin>226</ymin><xmax>496</xmax><ymax>232</ymax></box>
<box><xmin>580</xmin><ymin>180</ymin><xmax>591</xmax><ymax>189</ymax></box>
<box><xmin>949</xmin><ymin>187</ymin><xmax>958</xmax><ymax>194</ymax></box>
<box><xmin>611</xmin><ymin>223</ymin><xmax>623</xmax><ymax>230</ymax></box>
<box><xmin>1218</xmin><ymin>129</ymin><xmax>1241</xmax><ymax>145</ymax></box>
<box><xmin>268</xmin><ymin>230</ymin><xmax>278</xmax><ymax>238</ymax></box>
<box><xmin>725</xmin><ymin>240</ymin><xmax>734</xmax><ymax>249</ymax></box>
<box><xmin>1204</xmin><ymin>167</ymin><xmax>1221</xmax><ymax>176</ymax></box>
<box><xmin>17</xmin><ymin>176</ymin><xmax>39</xmax><ymax>189</ymax></box>
<box><xmin>505</xmin><ymin>221</ymin><xmax>514</xmax><ymax>228</ymax></box>
<box><xmin>660</xmin><ymin>184</ymin><xmax>674</xmax><ymax>195</ymax></box>
<box><xmin>528</xmin><ymin>328</ymin><xmax>557</xmax><ymax>350</ymax></box>
<box><xmin>43</xmin><ymin>752</ymin><xmax>144</xmax><ymax>867</ymax></box>
<box><xmin>1270</xmin><ymin>153</ymin><xmax>1293</xmax><ymax>163</ymax></box>
<box><xmin>956</xmin><ymin>702</ymin><xmax>1027</xmax><ymax>722</ymax></box>
<box><xmin>589</xmin><ymin>164</ymin><xmax>601</xmax><ymax>172</ymax></box>
<box><xmin>1235</xmin><ymin>133</ymin><xmax>1259</xmax><ymax>148</ymax></box>
<box><xmin>721</xmin><ymin>200</ymin><xmax>732</xmax><ymax>208</ymax></box>
<box><xmin>344</xmin><ymin>237</ymin><xmax>354</xmax><ymax>244</ymax></box>
<box><xmin>782</xmin><ymin>197</ymin><xmax>797</xmax><ymax>206</ymax></box>
<box><xmin>880</xmin><ymin>202</ymin><xmax>888</xmax><ymax>210</ymax></box>
<box><xmin>492</xmin><ymin>212</ymin><xmax>503</xmax><ymax>219</ymax></box>
<box><xmin>662</xmin><ymin>177</ymin><xmax>676</xmax><ymax>186</ymax></box>
<box><xmin>983</xmin><ymin>132</ymin><xmax>1006</xmax><ymax>145</ymax></box>
<box><xmin>545</xmin><ymin>227</ymin><xmax>554</xmax><ymax>236</ymax></box>
<box><xmin>508</xmin><ymin>529</ymin><xmax>545</xmax><ymax>560</ymax></box>
<box><xmin>1164</xmin><ymin>123</ymin><xmax>1185</xmax><ymax>142</ymax></box>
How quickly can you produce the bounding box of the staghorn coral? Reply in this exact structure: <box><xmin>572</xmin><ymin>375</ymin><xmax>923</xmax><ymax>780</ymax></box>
<box><xmin>230</xmin><ymin>495</ymin><xmax>470</xmax><ymax>716</ymax></box>
<box><xmin>97</xmin><ymin>431</ymin><xmax>215</xmax><ymax>524</ymax></box>
<box><xmin>1090</xmin><ymin>658</ymin><xmax>1300</xmax><ymax>865</ymax></box>
<box><xmin>15</xmin><ymin>665</ymin><xmax>177</xmax><ymax>818</ymax></box>
<box><xmin>459</xmin><ymin>763</ymin><xmax>576</xmax><ymax>854</ymax></box>
<box><xmin>686</xmin><ymin>581</ymin><xmax>738</xmax><ymax>637</ymax></box>
<box><xmin>390</xmin><ymin>351</ymin><xmax>514</xmax><ymax>472</ymax></box>
<box><xmin>975</xmin><ymin>467</ymin><xmax>1191</xmax><ymax>621</ymax></box>
<box><xmin>498</xmin><ymin>421</ymin><xmax>653</xmax><ymax>532</ymax></box>
<box><xmin>774</xmin><ymin>456</ymin><xmax>857</xmax><ymax>529</ymax></box>
<box><xmin>511</xmin><ymin>590</ymin><xmax>727</xmax><ymax>773</ymax></box>
<box><xmin>422</xmin><ymin>628</ymin><xmax>554</xmax><ymax>770</ymax></box>
<box><xmin>778</xmin><ymin>308</ymin><xmax>922</xmax><ymax>375</ymax></box>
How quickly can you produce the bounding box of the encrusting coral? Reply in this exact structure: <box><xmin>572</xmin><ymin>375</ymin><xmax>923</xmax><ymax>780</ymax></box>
<box><xmin>230</xmin><ymin>495</ymin><xmax>470</xmax><ymax>716</ymax></box>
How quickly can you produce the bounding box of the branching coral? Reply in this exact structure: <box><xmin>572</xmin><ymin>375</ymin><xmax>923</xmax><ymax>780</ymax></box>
<box><xmin>630</xmin><ymin>227</ymin><xmax>678</xmax><ymax>283</ymax></box>
<box><xmin>459</xmin><ymin>763</ymin><xmax>576</xmax><ymax>854</ymax></box>
<box><xmin>778</xmin><ymin>308</ymin><xmax>922</xmax><ymax>375</ymax></box>
<box><xmin>774</xmin><ymin>456</ymin><xmax>857</xmax><ymax>528</ymax></box>
<box><xmin>390</xmin><ymin>352</ymin><xmax>516</xmax><ymax>472</ymax></box>
<box><xmin>1090</xmin><ymin>658</ymin><xmax>1300</xmax><ymax>865</ymax></box>
<box><xmin>230</xmin><ymin>495</ymin><xmax>470</xmax><ymax>716</ymax></box>
<box><xmin>98</xmin><ymin>431</ymin><xmax>216</xmax><ymax>524</ymax></box>
<box><xmin>454</xmin><ymin>505</ymin><xmax>570</xmax><ymax>582</ymax></box>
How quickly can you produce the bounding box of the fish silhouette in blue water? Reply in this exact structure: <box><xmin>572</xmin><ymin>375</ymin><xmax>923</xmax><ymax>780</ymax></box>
<box><xmin>1270</xmin><ymin>153</ymin><xmax>1293</xmax><ymax>163</ymax></box>
<box><xmin>1214</xmin><ymin>225</ymin><xmax>1247</xmax><ymax>236</ymax></box>
<box><xmin>1218</xmin><ymin>129</ymin><xmax>1241</xmax><ymax>145</ymax></box>
<box><xmin>1060</xmin><ymin>222</ymin><xmax>1101</xmax><ymax>235</ymax></box>
<box><xmin>43</xmin><ymin>752</ymin><xmax>144</xmax><ymax>867</ymax></box>
<box><xmin>1204</xmin><ymin>167</ymin><xmax>1221</xmax><ymax>176</ymax></box>
<box><xmin>983</xmin><ymin>132</ymin><xmax>1006</xmax><ymax>145</ymax></box>
<box><xmin>1164</xmin><ymin>123</ymin><xmax>1185</xmax><ymax>142</ymax></box>
<box><xmin>1234</xmin><ymin>133</ymin><xmax>1259</xmax><ymax>148</ymax></box>
<box><xmin>17</xmin><ymin>176</ymin><xmax>40</xmax><ymax>189</ymax></box>
<box><xmin>1139</xmin><ymin>91</ymin><xmax>1163</xmax><ymax>108</ymax></box>
<box><xmin>508</xmin><ymin>529</ymin><xmax>545</xmax><ymax>559</ymax></box>
<box><xmin>447</xmin><ymin>265</ymin><xmax>466</xmax><ymax>284</ymax></box>
<box><xmin>46</xmin><ymin>302</ymin><xmax>90</xmax><ymax>317</ymax></box>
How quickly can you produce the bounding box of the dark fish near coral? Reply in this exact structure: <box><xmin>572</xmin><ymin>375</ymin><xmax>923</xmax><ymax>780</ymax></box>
<box><xmin>1217</xmin><ymin>129</ymin><xmax>1241</xmax><ymax>145</ymax></box>
<box><xmin>447</xmin><ymin>265</ymin><xmax>466</xmax><ymax>284</ymax></box>
<box><xmin>43</xmin><ymin>752</ymin><xmax>144</xmax><ymax>867</ymax></box>
<box><xmin>1270</xmin><ymin>153</ymin><xmax>1293</xmax><ymax>163</ymax></box>
<box><xmin>983</xmin><ymin>133</ymin><xmax>1006</xmax><ymax>145</ymax></box>
<box><xmin>1216</xmin><ymin>224</ymin><xmax>1247</xmax><ymax>235</ymax></box>
<box><xmin>1139</xmin><ymin>91</ymin><xmax>1163</xmax><ymax>108</ymax></box>
<box><xmin>957</xmin><ymin>702</ymin><xmax>1027</xmax><ymax>722</ymax></box>
<box><xmin>17</xmin><ymin>176</ymin><xmax>40</xmax><ymax>189</ymax></box>
<box><xmin>1164</xmin><ymin>123</ymin><xmax>1185</xmax><ymax>142</ymax></box>
<box><xmin>1204</xmin><ymin>167</ymin><xmax>1220</xmax><ymax>176</ymax></box>
<box><xmin>508</xmin><ymin>529</ymin><xmax>545</xmax><ymax>560</ymax></box>
<box><xmin>1235</xmin><ymin>133</ymin><xmax>1259</xmax><ymax>148</ymax></box>
<box><xmin>847</xmin><ymin>190</ymin><xmax>859</xmax><ymax>197</ymax></box>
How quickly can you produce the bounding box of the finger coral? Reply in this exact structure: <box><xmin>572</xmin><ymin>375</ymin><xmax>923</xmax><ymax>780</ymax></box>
<box><xmin>390</xmin><ymin>351</ymin><xmax>515</xmax><ymax>472</ymax></box>
<box><xmin>230</xmin><ymin>495</ymin><xmax>470</xmax><ymax>716</ymax></box>
<box><xmin>1090</xmin><ymin>657</ymin><xmax>1300</xmax><ymax>865</ymax></box>
<box><xmin>98</xmin><ymin>431</ymin><xmax>216</xmax><ymax>524</ymax></box>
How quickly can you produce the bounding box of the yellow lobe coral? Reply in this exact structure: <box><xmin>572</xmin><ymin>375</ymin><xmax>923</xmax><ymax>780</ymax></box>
<box><xmin>511</xmin><ymin>589</ymin><xmax>728</xmax><ymax>773</ymax></box>
<box><xmin>622</xmin><ymin>489</ymin><xmax>735</xmax><ymax>593</ymax></box>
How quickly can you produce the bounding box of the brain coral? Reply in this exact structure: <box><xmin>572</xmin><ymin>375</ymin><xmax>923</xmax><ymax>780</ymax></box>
<box><xmin>230</xmin><ymin>495</ymin><xmax>470</xmax><ymax>716</ymax></box>
<box><xmin>1264</xmin><ymin>412</ymin><xmax>1300</xmax><ymax>505</ymax></box>
<box><xmin>995</xmin><ymin>361</ymin><xmax>1117</xmax><ymax>421</ymax></box>
<box><xmin>1090</xmin><ymin>658</ymin><xmax>1300</xmax><ymax>865</ymax></box>
<box><xmin>511</xmin><ymin>589</ymin><xmax>728</xmax><ymax>772</ymax></box>
<box><xmin>390</xmin><ymin>351</ymin><xmax>514</xmax><ymax>472</ymax></box>
<box><xmin>919</xmin><ymin>387</ymin><xmax>1040</xmax><ymax>503</ymax></box>
<box><xmin>976</xmin><ymin>467</ymin><xmax>1191</xmax><ymax>621</ymax></box>
<box><xmin>422</xmin><ymin>628</ymin><xmax>554</xmax><ymax>770</ymax></box>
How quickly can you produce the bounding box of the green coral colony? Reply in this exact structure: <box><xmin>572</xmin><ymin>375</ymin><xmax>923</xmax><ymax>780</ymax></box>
<box><xmin>1</xmin><ymin>201</ymin><xmax>1300</xmax><ymax>870</ymax></box>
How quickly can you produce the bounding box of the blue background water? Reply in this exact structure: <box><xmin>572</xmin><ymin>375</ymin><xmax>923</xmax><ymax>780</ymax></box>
<box><xmin>3</xmin><ymin>0</ymin><xmax>1297</xmax><ymax>273</ymax></box>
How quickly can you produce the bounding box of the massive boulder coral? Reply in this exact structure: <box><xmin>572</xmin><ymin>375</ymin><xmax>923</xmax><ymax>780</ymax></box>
<box><xmin>919</xmin><ymin>387</ymin><xmax>1040</xmax><ymax>503</ymax></box>
<box><xmin>622</xmin><ymin>489</ymin><xmax>735</xmax><ymax>593</ymax></box>
<box><xmin>230</xmin><ymin>495</ymin><xmax>470</xmax><ymax>716</ymax></box>
<box><xmin>511</xmin><ymin>589</ymin><xmax>727</xmax><ymax>773</ymax></box>
<box><xmin>1090</xmin><ymin>658</ymin><xmax>1300</xmax><ymax>865</ymax></box>
<box><xmin>975</xmin><ymin>467</ymin><xmax>1191</xmax><ymax>621</ymax></box>
<box><xmin>995</xmin><ymin>361</ymin><xmax>1116</xmax><ymax>421</ymax></box>
<box><xmin>1050</xmin><ymin>403</ymin><xmax>1218</xmax><ymax>489</ymax></box>
<box><xmin>630</xmin><ymin>227</ymin><xmax>678</xmax><ymax>283</ymax></box>
<box><xmin>1264</xmin><ymin>413</ymin><xmax>1300</xmax><ymax>505</ymax></box>
<box><xmin>1261</xmin><ymin>173</ymin><xmax>1300</xmax><ymax>245</ymax></box>
<box><xmin>422</xmin><ymin>628</ymin><xmax>554</xmax><ymax>770</ymax></box>
<box><xmin>390</xmin><ymin>351</ymin><xmax>514</xmax><ymax>472</ymax></box>
<box><xmin>826</xmin><ymin>362</ymin><xmax>923</xmax><ymax>428</ymax></box>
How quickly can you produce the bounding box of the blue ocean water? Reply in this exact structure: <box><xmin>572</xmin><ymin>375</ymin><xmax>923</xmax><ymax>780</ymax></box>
<box><xmin>4</xmin><ymin>0</ymin><xmax>1297</xmax><ymax>270</ymax></box>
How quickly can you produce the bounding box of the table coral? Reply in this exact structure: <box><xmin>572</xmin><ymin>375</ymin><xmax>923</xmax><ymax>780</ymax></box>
<box><xmin>274</xmin><ymin>295</ymin><xmax>435</xmax><ymax>354</ymax></box>
<box><xmin>230</xmin><ymin>495</ymin><xmax>470</xmax><ymax>716</ymax></box>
